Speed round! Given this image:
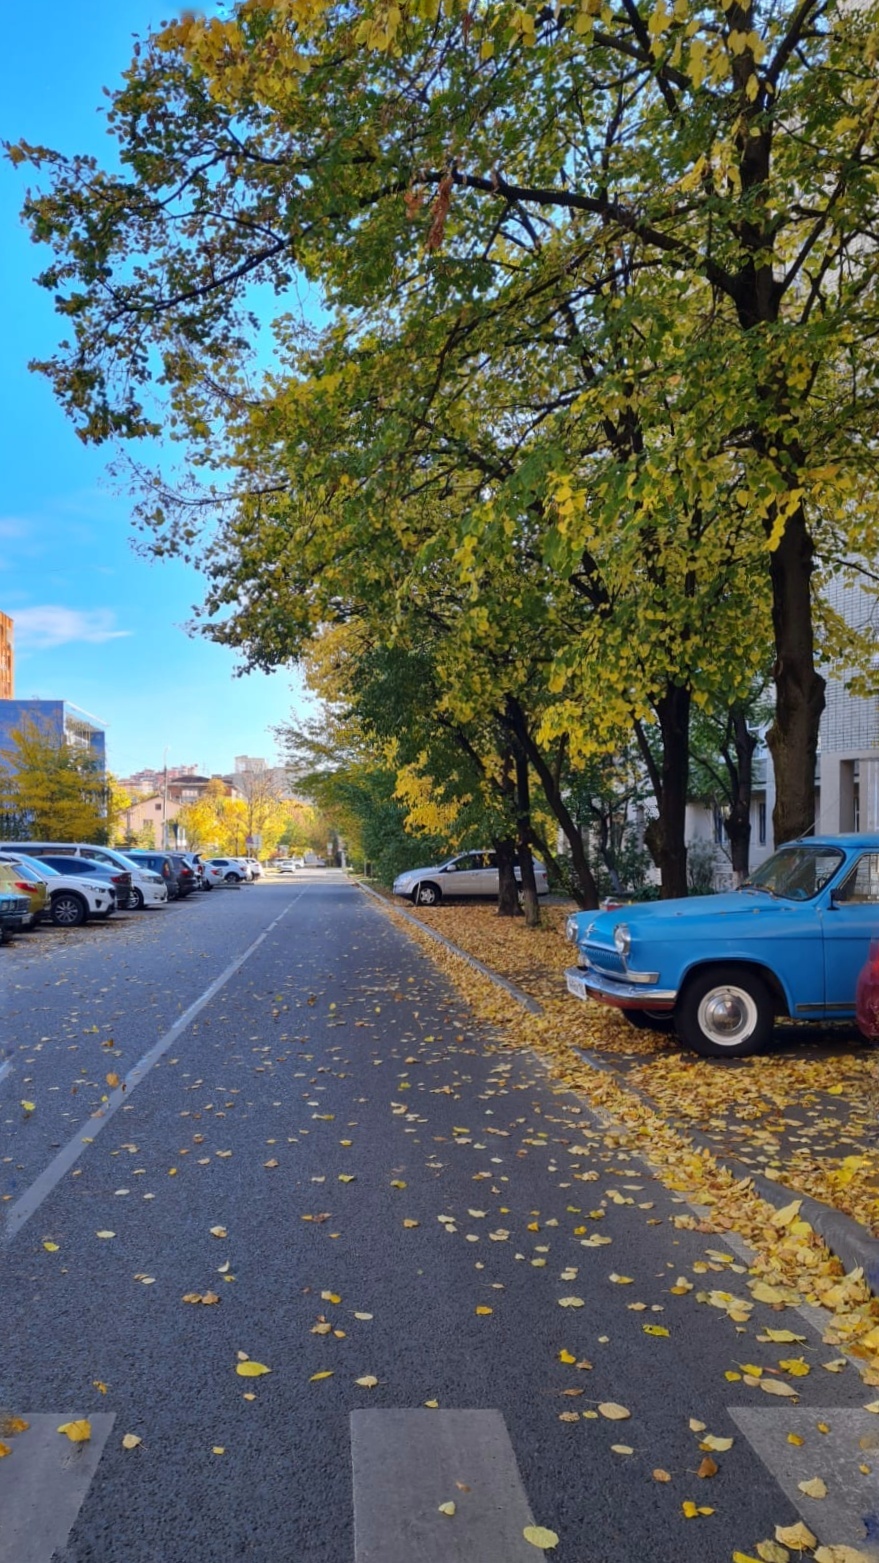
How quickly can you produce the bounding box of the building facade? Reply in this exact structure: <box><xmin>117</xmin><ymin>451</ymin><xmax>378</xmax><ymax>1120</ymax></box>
<box><xmin>0</xmin><ymin>699</ymin><xmax>106</xmax><ymax>771</ymax></box>
<box><xmin>0</xmin><ymin>614</ymin><xmax>13</xmax><ymax>700</ymax></box>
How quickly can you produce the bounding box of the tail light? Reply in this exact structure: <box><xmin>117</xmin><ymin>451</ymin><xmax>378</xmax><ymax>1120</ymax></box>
<box><xmin>14</xmin><ymin>880</ymin><xmax>39</xmax><ymax>893</ymax></box>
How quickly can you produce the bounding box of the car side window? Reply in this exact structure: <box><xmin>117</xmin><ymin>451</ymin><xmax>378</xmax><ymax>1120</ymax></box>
<box><xmin>834</xmin><ymin>853</ymin><xmax>879</xmax><ymax>904</ymax></box>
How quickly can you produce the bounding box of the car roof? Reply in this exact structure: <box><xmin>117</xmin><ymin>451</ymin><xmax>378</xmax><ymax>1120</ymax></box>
<box><xmin>790</xmin><ymin>834</ymin><xmax>879</xmax><ymax>849</ymax></box>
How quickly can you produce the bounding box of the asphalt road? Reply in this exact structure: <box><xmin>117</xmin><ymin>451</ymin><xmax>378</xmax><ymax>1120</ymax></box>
<box><xmin>1</xmin><ymin>876</ymin><xmax>876</xmax><ymax>1562</ymax></box>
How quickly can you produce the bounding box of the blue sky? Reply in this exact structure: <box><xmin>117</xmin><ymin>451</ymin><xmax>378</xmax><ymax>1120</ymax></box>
<box><xmin>0</xmin><ymin>2</ymin><xmax>312</xmax><ymax>780</ymax></box>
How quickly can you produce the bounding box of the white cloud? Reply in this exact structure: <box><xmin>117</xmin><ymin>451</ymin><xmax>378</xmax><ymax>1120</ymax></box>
<box><xmin>12</xmin><ymin>606</ymin><xmax>132</xmax><ymax>649</ymax></box>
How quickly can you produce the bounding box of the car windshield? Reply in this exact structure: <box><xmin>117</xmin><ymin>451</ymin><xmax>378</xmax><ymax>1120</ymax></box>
<box><xmin>744</xmin><ymin>844</ymin><xmax>845</xmax><ymax>901</ymax></box>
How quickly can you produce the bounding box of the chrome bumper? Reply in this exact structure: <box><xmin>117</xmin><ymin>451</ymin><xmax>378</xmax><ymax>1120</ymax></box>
<box><xmin>565</xmin><ymin>966</ymin><xmax>677</xmax><ymax>1011</ymax></box>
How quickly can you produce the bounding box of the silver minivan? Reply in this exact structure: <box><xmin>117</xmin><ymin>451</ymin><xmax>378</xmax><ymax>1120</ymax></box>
<box><xmin>4</xmin><ymin>842</ymin><xmax>168</xmax><ymax>910</ymax></box>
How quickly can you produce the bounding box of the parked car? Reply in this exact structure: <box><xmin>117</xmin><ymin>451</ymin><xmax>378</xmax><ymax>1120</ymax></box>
<box><xmin>4</xmin><ymin>841</ymin><xmax>167</xmax><ymax>910</ymax></box>
<box><xmin>856</xmin><ymin>942</ymin><xmax>879</xmax><ymax>1039</ymax></box>
<box><xmin>231</xmin><ymin>858</ymin><xmax>254</xmax><ymax>881</ymax></box>
<box><xmin>27</xmin><ymin>853</ymin><xmax>130</xmax><ymax>913</ymax></box>
<box><xmin>0</xmin><ymin>858</ymin><xmax>48</xmax><ymax>928</ymax></box>
<box><xmin>393</xmin><ymin>850</ymin><xmax>550</xmax><ymax>907</ymax></box>
<box><xmin>564</xmin><ymin>834</ymin><xmax>879</xmax><ymax>1059</ymax></box>
<box><xmin>206</xmin><ymin>857</ymin><xmax>247</xmax><ymax>884</ymax></box>
<box><xmin>166</xmin><ymin>853</ymin><xmax>198</xmax><ymax>896</ymax></box>
<box><xmin>0</xmin><ymin>856</ymin><xmax>116</xmax><ymax>925</ymax></box>
<box><xmin>199</xmin><ymin>859</ymin><xmax>225</xmax><ymax>888</ymax></box>
<box><xmin>124</xmin><ymin>849</ymin><xmax>185</xmax><ymax>899</ymax></box>
<box><xmin>0</xmin><ymin>885</ymin><xmax>30</xmax><ymax>942</ymax></box>
<box><xmin>244</xmin><ymin>857</ymin><xmax>264</xmax><ymax>879</ymax></box>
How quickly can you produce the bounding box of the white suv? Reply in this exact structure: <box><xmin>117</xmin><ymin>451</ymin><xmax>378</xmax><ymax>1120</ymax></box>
<box><xmin>0</xmin><ymin>851</ymin><xmax>116</xmax><ymax>926</ymax></box>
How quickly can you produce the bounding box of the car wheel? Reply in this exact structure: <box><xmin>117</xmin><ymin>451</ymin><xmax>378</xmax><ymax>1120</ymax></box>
<box><xmin>224</xmin><ymin>871</ymin><xmax>241</xmax><ymax>883</ymax></box>
<box><xmin>676</xmin><ymin>967</ymin><xmax>774</xmax><ymax>1058</ymax></box>
<box><xmin>621</xmin><ymin>1009</ymin><xmax>675</xmax><ymax>1033</ymax></box>
<box><xmin>202</xmin><ymin>881</ymin><xmax>213</xmax><ymax>891</ymax></box>
<box><xmin>414</xmin><ymin>882</ymin><xmax>441</xmax><ymax>906</ymax></box>
<box><xmin>129</xmin><ymin>886</ymin><xmax>145</xmax><ymax>910</ymax></box>
<box><xmin>51</xmin><ymin>892</ymin><xmax>88</xmax><ymax>928</ymax></box>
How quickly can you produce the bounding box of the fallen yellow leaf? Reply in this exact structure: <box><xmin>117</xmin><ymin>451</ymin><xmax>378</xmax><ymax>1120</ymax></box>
<box><xmin>43</xmin><ymin>1241</ymin><xmax>59</xmax><ymax>1253</ymax></box>
<box><xmin>557</xmin><ymin>1297</ymin><xmax>585</xmax><ymax>1309</ymax></box>
<box><xmin>309</xmin><ymin>1371</ymin><xmax>334</xmax><ymax>1382</ymax></box>
<box><xmin>236</xmin><ymin>1362</ymin><xmax>271</xmax><ymax>1378</ymax></box>
<box><xmin>598</xmin><ymin>1403</ymin><xmax>631</xmax><ymax>1421</ymax></box>
<box><xmin>121</xmin><ymin>1433</ymin><xmax>142</xmax><ymax>1450</ymax></box>
<box><xmin>523</xmin><ymin>1525</ymin><xmax>559</xmax><ymax>1549</ymax></box>
<box><xmin>57</xmin><ymin>1420</ymin><xmax>91</xmax><ymax>1443</ymax></box>
<box><xmin>355</xmin><ymin>1376</ymin><xmax>378</xmax><ymax>1388</ymax></box>
<box><xmin>775</xmin><ymin>1522</ymin><xmax>817</xmax><ymax>1550</ymax></box>
<box><xmin>653</xmin><ymin>1469</ymin><xmax>672</xmax><ymax>1482</ymax></box>
<box><xmin>475</xmin><ymin>1306</ymin><xmax>493</xmax><ymax>1316</ymax></box>
<box><xmin>437</xmin><ymin>1501</ymin><xmax>456</xmax><ymax>1517</ymax></box>
<box><xmin>798</xmin><ymin>1477</ymin><xmax>827</xmax><ymax>1499</ymax></box>
<box><xmin>95</xmin><ymin>1231</ymin><xmax>115</xmax><ymax>1240</ymax></box>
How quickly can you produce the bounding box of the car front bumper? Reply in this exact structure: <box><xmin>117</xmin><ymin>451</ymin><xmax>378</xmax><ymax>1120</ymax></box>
<box><xmin>142</xmin><ymin>883</ymin><xmax>168</xmax><ymax>905</ymax></box>
<box><xmin>564</xmin><ymin>966</ymin><xmax>677</xmax><ymax>1011</ymax></box>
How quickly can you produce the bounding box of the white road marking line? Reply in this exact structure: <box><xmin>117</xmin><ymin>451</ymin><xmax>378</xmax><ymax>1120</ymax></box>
<box><xmin>729</xmin><ymin>1405</ymin><xmax>879</xmax><ymax>1552</ymax></box>
<box><xmin>0</xmin><ymin>1412</ymin><xmax>116</xmax><ymax>1563</ymax></box>
<box><xmin>3</xmin><ymin>890</ymin><xmax>306</xmax><ymax>1244</ymax></box>
<box><xmin>0</xmin><ymin>1059</ymin><xmax>13</xmax><ymax>1087</ymax></box>
<box><xmin>351</xmin><ymin>1409</ymin><xmax>547</xmax><ymax>1561</ymax></box>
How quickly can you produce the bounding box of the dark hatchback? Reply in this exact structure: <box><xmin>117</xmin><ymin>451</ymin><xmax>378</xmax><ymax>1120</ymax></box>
<box><xmin>166</xmin><ymin>853</ymin><xmax>197</xmax><ymax>897</ymax></box>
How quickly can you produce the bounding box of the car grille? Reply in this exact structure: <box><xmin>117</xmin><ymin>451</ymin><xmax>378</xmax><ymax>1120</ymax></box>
<box><xmin>582</xmin><ymin>938</ymin><xmax>626</xmax><ymax>977</ymax></box>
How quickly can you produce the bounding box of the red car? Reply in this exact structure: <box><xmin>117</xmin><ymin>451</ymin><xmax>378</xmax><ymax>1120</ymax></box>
<box><xmin>855</xmin><ymin>942</ymin><xmax>879</xmax><ymax>1038</ymax></box>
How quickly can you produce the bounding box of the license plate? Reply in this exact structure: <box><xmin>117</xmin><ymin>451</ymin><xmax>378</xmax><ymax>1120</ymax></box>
<box><xmin>566</xmin><ymin>971</ymin><xmax>590</xmax><ymax>1000</ymax></box>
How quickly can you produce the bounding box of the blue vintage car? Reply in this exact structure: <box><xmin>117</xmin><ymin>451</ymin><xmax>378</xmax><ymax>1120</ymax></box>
<box><xmin>564</xmin><ymin>835</ymin><xmax>879</xmax><ymax>1057</ymax></box>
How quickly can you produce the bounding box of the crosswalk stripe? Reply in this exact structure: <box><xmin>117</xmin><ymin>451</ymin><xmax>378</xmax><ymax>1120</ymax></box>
<box><xmin>0</xmin><ymin>1413</ymin><xmax>116</xmax><ymax>1563</ymax></box>
<box><xmin>351</xmin><ymin>1409</ymin><xmax>547</xmax><ymax>1561</ymax></box>
<box><xmin>729</xmin><ymin>1404</ymin><xmax>879</xmax><ymax>1554</ymax></box>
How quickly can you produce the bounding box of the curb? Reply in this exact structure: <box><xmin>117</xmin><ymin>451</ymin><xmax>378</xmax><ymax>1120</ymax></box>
<box><xmin>359</xmin><ymin>881</ymin><xmax>879</xmax><ymax>1287</ymax></box>
<box><xmin>571</xmin><ymin>1042</ymin><xmax>879</xmax><ymax>1291</ymax></box>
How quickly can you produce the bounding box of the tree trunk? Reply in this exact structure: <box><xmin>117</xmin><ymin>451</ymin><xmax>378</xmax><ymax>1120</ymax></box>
<box><xmin>724</xmin><ymin>706</ymin><xmax>757</xmax><ymax>884</ymax></box>
<box><xmin>514</xmin><ymin>751</ymin><xmax>540</xmax><ymax>927</ymax></box>
<box><xmin>504</xmin><ymin>696</ymin><xmax>600</xmax><ymax>909</ymax></box>
<box><xmin>641</xmin><ymin>684</ymin><xmax>691</xmax><ymax>900</ymax></box>
<box><xmin>765</xmin><ymin>506</ymin><xmax>825</xmax><ymax>845</ymax></box>
<box><xmin>495</xmin><ymin>836</ymin><xmax>521</xmax><ymax>918</ymax></box>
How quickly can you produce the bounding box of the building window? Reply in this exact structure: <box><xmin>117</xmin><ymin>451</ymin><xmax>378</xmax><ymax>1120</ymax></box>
<box><xmin>758</xmin><ymin>801</ymin><xmax>766</xmax><ymax>846</ymax></box>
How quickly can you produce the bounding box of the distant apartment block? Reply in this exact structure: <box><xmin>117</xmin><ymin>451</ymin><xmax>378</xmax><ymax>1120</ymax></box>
<box><xmin>0</xmin><ymin>699</ymin><xmax>106</xmax><ymax>771</ymax></box>
<box><xmin>0</xmin><ymin>613</ymin><xmax>13</xmax><ymax>699</ymax></box>
<box><xmin>124</xmin><ymin>764</ymin><xmax>200</xmax><ymax>794</ymax></box>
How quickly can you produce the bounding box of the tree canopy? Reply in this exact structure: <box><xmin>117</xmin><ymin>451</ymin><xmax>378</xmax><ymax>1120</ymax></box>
<box><xmin>12</xmin><ymin>0</ymin><xmax>879</xmax><ymax>880</ymax></box>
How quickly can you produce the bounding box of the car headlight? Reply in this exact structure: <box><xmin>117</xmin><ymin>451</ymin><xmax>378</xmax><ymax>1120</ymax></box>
<box><xmin>147</xmin><ymin>873</ymin><xmax>164</xmax><ymax>885</ymax></box>
<box><xmin>613</xmin><ymin>923</ymin><xmax>631</xmax><ymax>958</ymax></box>
<box><xmin>565</xmin><ymin>915</ymin><xmax>579</xmax><ymax>943</ymax></box>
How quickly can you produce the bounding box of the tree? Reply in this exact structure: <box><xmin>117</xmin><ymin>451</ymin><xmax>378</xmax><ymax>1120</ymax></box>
<box><xmin>0</xmin><ymin>718</ymin><xmax>112</xmax><ymax>842</ymax></box>
<box><xmin>15</xmin><ymin>0</ymin><xmax>879</xmax><ymax>863</ymax></box>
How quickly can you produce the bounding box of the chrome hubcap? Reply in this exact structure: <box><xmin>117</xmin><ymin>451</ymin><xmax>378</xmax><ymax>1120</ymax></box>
<box><xmin>697</xmin><ymin>985</ymin><xmax>757</xmax><ymax>1046</ymax></box>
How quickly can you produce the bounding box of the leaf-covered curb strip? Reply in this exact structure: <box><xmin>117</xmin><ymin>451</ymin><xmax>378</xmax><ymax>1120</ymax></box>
<box><xmin>380</xmin><ymin>901</ymin><xmax>879</xmax><ymax>1383</ymax></box>
<box><xmin>396</xmin><ymin>901</ymin><xmax>879</xmax><ymax>1233</ymax></box>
